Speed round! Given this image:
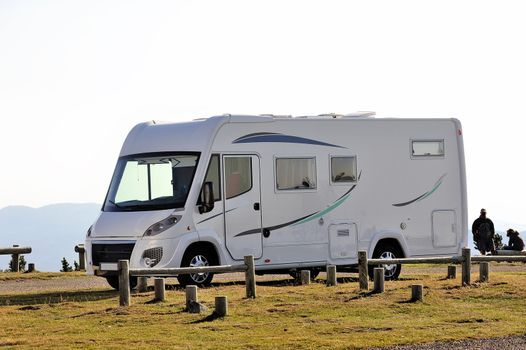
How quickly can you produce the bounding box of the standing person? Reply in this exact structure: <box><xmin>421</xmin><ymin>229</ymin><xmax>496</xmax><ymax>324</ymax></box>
<box><xmin>472</xmin><ymin>208</ymin><xmax>496</xmax><ymax>255</ymax></box>
<box><xmin>502</xmin><ymin>229</ymin><xmax>525</xmax><ymax>251</ymax></box>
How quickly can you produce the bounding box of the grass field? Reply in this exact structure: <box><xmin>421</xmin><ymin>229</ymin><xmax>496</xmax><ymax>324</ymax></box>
<box><xmin>1</xmin><ymin>268</ymin><xmax>526</xmax><ymax>349</ymax></box>
<box><xmin>0</xmin><ymin>271</ymin><xmax>86</xmax><ymax>281</ymax></box>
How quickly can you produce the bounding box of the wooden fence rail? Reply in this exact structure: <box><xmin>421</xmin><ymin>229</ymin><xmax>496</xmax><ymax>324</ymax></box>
<box><xmin>368</xmin><ymin>256</ymin><xmax>464</xmax><ymax>265</ymax></box>
<box><xmin>118</xmin><ymin>255</ymin><xmax>256</xmax><ymax>307</ymax></box>
<box><xmin>129</xmin><ymin>264</ymin><xmax>247</xmax><ymax>276</ymax></box>
<box><xmin>115</xmin><ymin>249</ymin><xmax>526</xmax><ymax>306</ymax></box>
<box><xmin>472</xmin><ymin>255</ymin><xmax>526</xmax><ymax>263</ymax></box>
<box><xmin>0</xmin><ymin>246</ymin><xmax>32</xmax><ymax>255</ymax></box>
<box><xmin>0</xmin><ymin>245</ymin><xmax>32</xmax><ymax>272</ymax></box>
<box><xmin>360</xmin><ymin>247</ymin><xmax>526</xmax><ymax>289</ymax></box>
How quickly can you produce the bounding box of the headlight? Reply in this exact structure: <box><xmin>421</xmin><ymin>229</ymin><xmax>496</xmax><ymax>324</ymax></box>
<box><xmin>143</xmin><ymin>215</ymin><xmax>181</xmax><ymax>236</ymax></box>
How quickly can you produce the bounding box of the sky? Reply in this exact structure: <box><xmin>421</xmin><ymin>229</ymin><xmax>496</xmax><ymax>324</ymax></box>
<box><xmin>0</xmin><ymin>0</ymin><xmax>525</xmax><ymax>228</ymax></box>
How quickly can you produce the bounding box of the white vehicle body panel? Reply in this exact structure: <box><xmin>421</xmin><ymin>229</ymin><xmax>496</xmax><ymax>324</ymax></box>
<box><xmin>86</xmin><ymin>114</ymin><xmax>468</xmax><ymax>276</ymax></box>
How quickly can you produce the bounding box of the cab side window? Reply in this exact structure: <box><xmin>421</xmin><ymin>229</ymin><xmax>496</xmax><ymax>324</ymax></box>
<box><xmin>204</xmin><ymin>154</ymin><xmax>221</xmax><ymax>201</ymax></box>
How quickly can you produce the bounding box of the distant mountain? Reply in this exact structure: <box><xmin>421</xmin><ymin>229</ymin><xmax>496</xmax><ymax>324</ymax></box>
<box><xmin>1</xmin><ymin>203</ymin><xmax>524</xmax><ymax>271</ymax></box>
<box><xmin>0</xmin><ymin>203</ymin><xmax>100</xmax><ymax>272</ymax></box>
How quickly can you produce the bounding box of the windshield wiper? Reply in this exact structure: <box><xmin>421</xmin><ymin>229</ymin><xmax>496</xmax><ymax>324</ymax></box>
<box><xmin>108</xmin><ymin>200</ymin><xmax>130</xmax><ymax>210</ymax></box>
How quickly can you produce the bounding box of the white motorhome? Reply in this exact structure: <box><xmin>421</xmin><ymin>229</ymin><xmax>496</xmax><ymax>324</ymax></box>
<box><xmin>86</xmin><ymin>113</ymin><xmax>468</xmax><ymax>288</ymax></box>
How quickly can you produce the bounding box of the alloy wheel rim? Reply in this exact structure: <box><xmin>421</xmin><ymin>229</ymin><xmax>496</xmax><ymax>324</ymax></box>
<box><xmin>189</xmin><ymin>254</ymin><xmax>209</xmax><ymax>283</ymax></box>
<box><xmin>379</xmin><ymin>251</ymin><xmax>397</xmax><ymax>278</ymax></box>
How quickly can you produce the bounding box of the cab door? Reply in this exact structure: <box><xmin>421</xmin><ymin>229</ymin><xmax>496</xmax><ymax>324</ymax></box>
<box><xmin>223</xmin><ymin>155</ymin><xmax>263</xmax><ymax>260</ymax></box>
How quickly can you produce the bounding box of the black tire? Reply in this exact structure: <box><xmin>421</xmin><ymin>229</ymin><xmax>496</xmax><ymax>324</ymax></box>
<box><xmin>368</xmin><ymin>243</ymin><xmax>403</xmax><ymax>280</ymax></box>
<box><xmin>289</xmin><ymin>269</ymin><xmax>320</xmax><ymax>281</ymax></box>
<box><xmin>177</xmin><ymin>246</ymin><xmax>217</xmax><ymax>287</ymax></box>
<box><xmin>105</xmin><ymin>275</ymin><xmax>138</xmax><ymax>290</ymax></box>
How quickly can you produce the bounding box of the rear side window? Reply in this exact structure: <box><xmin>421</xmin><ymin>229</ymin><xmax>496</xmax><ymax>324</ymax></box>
<box><xmin>411</xmin><ymin>140</ymin><xmax>444</xmax><ymax>157</ymax></box>
<box><xmin>331</xmin><ymin>156</ymin><xmax>357</xmax><ymax>183</ymax></box>
<box><xmin>275</xmin><ymin>157</ymin><xmax>316</xmax><ymax>190</ymax></box>
<box><xmin>224</xmin><ymin>157</ymin><xmax>252</xmax><ymax>199</ymax></box>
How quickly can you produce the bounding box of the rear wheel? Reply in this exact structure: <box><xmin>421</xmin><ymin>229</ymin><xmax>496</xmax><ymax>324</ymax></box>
<box><xmin>105</xmin><ymin>275</ymin><xmax>138</xmax><ymax>290</ymax></box>
<box><xmin>369</xmin><ymin>243</ymin><xmax>403</xmax><ymax>280</ymax></box>
<box><xmin>289</xmin><ymin>269</ymin><xmax>320</xmax><ymax>281</ymax></box>
<box><xmin>177</xmin><ymin>246</ymin><xmax>217</xmax><ymax>287</ymax></box>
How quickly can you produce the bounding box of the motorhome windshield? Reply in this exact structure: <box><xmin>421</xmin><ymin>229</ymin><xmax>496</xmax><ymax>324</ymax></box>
<box><xmin>103</xmin><ymin>153</ymin><xmax>200</xmax><ymax>212</ymax></box>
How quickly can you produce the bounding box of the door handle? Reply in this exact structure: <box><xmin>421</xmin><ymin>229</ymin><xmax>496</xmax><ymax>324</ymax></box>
<box><xmin>253</xmin><ymin>202</ymin><xmax>260</xmax><ymax>211</ymax></box>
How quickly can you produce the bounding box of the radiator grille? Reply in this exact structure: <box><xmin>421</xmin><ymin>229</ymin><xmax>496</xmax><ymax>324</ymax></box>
<box><xmin>92</xmin><ymin>243</ymin><xmax>135</xmax><ymax>265</ymax></box>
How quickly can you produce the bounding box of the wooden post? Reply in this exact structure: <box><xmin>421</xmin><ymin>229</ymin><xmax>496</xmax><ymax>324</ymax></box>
<box><xmin>11</xmin><ymin>245</ymin><xmax>20</xmax><ymax>272</ymax></box>
<box><xmin>27</xmin><ymin>263</ymin><xmax>35</xmax><ymax>273</ymax></box>
<box><xmin>300</xmin><ymin>270</ymin><xmax>311</xmax><ymax>285</ymax></box>
<box><xmin>326</xmin><ymin>265</ymin><xmax>337</xmax><ymax>286</ymax></box>
<box><xmin>186</xmin><ymin>285</ymin><xmax>198</xmax><ymax>311</ymax></box>
<box><xmin>244</xmin><ymin>255</ymin><xmax>256</xmax><ymax>299</ymax></box>
<box><xmin>461</xmin><ymin>248</ymin><xmax>471</xmax><ymax>286</ymax></box>
<box><xmin>479</xmin><ymin>262</ymin><xmax>490</xmax><ymax>282</ymax></box>
<box><xmin>154</xmin><ymin>278</ymin><xmax>165</xmax><ymax>302</ymax></box>
<box><xmin>75</xmin><ymin>244</ymin><xmax>86</xmax><ymax>271</ymax></box>
<box><xmin>137</xmin><ymin>276</ymin><xmax>148</xmax><ymax>292</ymax></box>
<box><xmin>215</xmin><ymin>296</ymin><xmax>228</xmax><ymax>317</ymax></box>
<box><xmin>118</xmin><ymin>260</ymin><xmax>131</xmax><ymax>307</ymax></box>
<box><xmin>358</xmin><ymin>250</ymin><xmax>369</xmax><ymax>290</ymax></box>
<box><xmin>447</xmin><ymin>265</ymin><xmax>456</xmax><ymax>279</ymax></box>
<box><xmin>373</xmin><ymin>267</ymin><xmax>385</xmax><ymax>293</ymax></box>
<box><xmin>411</xmin><ymin>284</ymin><xmax>423</xmax><ymax>302</ymax></box>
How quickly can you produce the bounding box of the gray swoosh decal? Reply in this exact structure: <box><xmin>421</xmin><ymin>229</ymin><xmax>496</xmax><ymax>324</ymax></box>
<box><xmin>196</xmin><ymin>208</ymin><xmax>237</xmax><ymax>224</ymax></box>
<box><xmin>392</xmin><ymin>174</ymin><xmax>447</xmax><ymax>207</ymax></box>
<box><xmin>234</xmin><ymin>213</ymin><xmax>315</xmax><ymax>237</ymax></box>
<box><xmin>233</xmin><ymin>133</ymin><xmax>345</xmax><ymax>149</ymax></box>
<box><xmin>335</xmin><ymin>171</ymin><xmax>361</xmax><ymax>201</ymax></box>
<box><xmin>234</xmin><ymin>181</ymin><xmax>360</xmax><ymax>238</ymax></box>
<box><xmin>392</xmin><ymin>193</ymin><xmax>428</xmax><ymax>208</ymax></box>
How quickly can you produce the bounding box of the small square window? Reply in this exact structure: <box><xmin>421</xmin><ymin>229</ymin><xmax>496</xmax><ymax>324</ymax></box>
<box><xmin>331</xmin><ymin>156</ymin><xmax>357</xmax><ymax>183</ymax></box>
<box><xmin>412</xmin><ymin>140</ymin><xmax>444</xmax><ymax>157</ymax></box>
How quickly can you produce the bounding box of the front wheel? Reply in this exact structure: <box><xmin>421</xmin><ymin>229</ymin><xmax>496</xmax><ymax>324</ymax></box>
<box><xmin>177</xmin><ymin>247</ymin><xmax>217</xmax><ymax>287</ymax></box>
<box><xmin>369</xmin><ymin>244</ymin><xmax>403</xmax><ymax>280</ymax></box>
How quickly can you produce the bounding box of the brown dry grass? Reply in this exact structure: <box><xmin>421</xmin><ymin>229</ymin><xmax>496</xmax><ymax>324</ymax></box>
<box><xmin>1</xmin><ymin>269</ymin><xmax>525</xmax><ymax>349</ymax></box>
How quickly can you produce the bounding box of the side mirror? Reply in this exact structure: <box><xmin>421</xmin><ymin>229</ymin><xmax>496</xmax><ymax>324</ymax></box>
<box><xmin>199</xmin><ymin>181</ymin><xmax>215</xmax><ymax>214</ymax></box>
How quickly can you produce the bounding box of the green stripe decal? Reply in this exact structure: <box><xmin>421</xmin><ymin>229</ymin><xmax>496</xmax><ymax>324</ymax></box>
<box><xmin>291</xmin><ymin>193</ymin><xmax>352</xmax><ymax>227</ymax></box>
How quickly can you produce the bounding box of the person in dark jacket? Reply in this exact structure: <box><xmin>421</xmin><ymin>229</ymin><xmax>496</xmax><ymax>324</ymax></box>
<box><xmin>472</xmin><ymin>208</ymin><xmax>496</xmax><ymax>255</ymax></box>
<box><xmin>502</xmin><ymin>229</ymin><xmax>525</xmax><ymax>251</ymax></box>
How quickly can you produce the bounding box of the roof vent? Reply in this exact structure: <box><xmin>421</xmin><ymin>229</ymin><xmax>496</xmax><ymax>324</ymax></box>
<box><xmin>317</xmin><ymin>113</ymin><xmax>344</xmax><ymax>119</ymax></box>
<box><xmin>343</xmin><ymin>111</ymin><xmax>376</xmax><ymax>118</ymax></box>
